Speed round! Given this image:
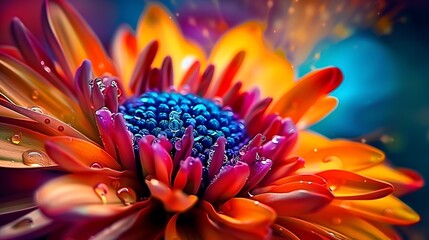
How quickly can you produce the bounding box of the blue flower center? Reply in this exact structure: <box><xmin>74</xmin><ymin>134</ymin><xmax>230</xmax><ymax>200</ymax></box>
<box><xmin>119</xmin><ymin>91</ymin><xmax>248</xmax><ymax>164</ymax></box>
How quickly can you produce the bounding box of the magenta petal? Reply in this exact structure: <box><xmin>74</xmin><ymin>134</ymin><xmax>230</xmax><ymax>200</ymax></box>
<box><xmin>104</xmin><ymin>81</ymin><xmax>119</xmax><ymax>113</ymax></box>
<box><xmin>138</xmin><ymin>137</ymin><xmax>155</xmax><ymax>177</ymax></box>
<box><xmin>241</xmin><ymin>158</ymin><xmax>273</xmax><ymax>193</ymax></box>
<box><xmin>112</xmin><ymin>114</ymin><xmax>136</xmax><ymax>172</ymax></box>
<box><xmin>94</xmin><ymin>108</ymin><xmax>117</xmax><ymax>159</ymax></box>
<box><xmin>74</xmin><ymin>60</ymin><xmax>94</xmax><ymax>117</ymax></box>
<box><xmin>208</xmin><ymin>137</ymin><xmax>226</xmax><ymax>181</ymax></box>
<box><xmin>130</xmin><ymin>41</ymin><xmax>158</xmax><ymax>93</ymax></box>
<box><xmin>204</xmin><ymin>162</ymin><xmax>250</xmax><ymax>203</ymax></box>
<box><xmin>173</xmin><ymin>126</ymin><xmax>194</xmax><ymax>168</ymax></box>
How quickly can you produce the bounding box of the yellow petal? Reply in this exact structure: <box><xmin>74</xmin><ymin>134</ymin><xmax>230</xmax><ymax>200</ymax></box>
<box><xmin>208</xmin><ymin>22</ymin><xmax>294</xmax><ymax>101</ymax></box>
<box><xmin>136</xmin><ymin>3</ymin><xmax>206</xmax><ymax>86</ymax></box>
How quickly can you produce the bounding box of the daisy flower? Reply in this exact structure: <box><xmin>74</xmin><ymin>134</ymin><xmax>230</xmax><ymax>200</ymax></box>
<box><xmin>0</xmin><ymin>0</ymin><xmax>423</xmax><ymax>239</ymax></box>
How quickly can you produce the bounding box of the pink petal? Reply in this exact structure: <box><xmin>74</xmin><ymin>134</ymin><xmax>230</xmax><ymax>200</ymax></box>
<box><xmin>173</xmin><ymin>157</ymin><xmax>203</xmax><ymax>195</ymax></box>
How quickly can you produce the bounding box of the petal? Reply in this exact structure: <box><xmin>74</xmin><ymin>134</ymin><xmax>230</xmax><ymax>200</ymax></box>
<box><xmin>241</xmin><ymin>158</ymin><xmax>273</xmax><ymax>193</ymax></box>
<box><xmin>36</xmin><ymin>174</ymin><xmax>137</xmax><ymax>219</ymax></box>
<box><xmin>317</xmin><ymin>170</ymin><xmax>393</xmax><ymax>200</ymax></box>
<box><xmin>111</xmin><ymin>114</ymin><xmax>136</xmax><ymax>172</ymax></box>
<box><xmin>0</xmin><ymin>122</ymin><xmax>55</xmax><ymax>168</ymax></box>
<box><xmin>259</xmin><ymin>157</ymin><xmax>305</xmax><ymax>186</ymax></box>
<box><xmin>45</xmin><ymin>136</ymin><xmax>122</xmax><ymax>173</ymax></box>
<box><xmin>300</xmin><ymin>206</ymin><xmax>391</xmax><ymax>239</ymax></box>
<box><xmin>203</xmin><ymin>162</ymin><xmax>250</xmax><ymax>203</ymax></box>
<box><xmin>201</xmin><ymin>198</ymin><xmax>276</xmax><ymax>238</ymax></box>
<box><xmin>111</xmin><ymin>25</ymin><xmax>138</xmax><ymax>94</ymax></box>
<box><xmin>271</xmin><ymin>67</ymin><xmax>342</xmax><ymax>123</ymax></box>
<box><xmin>335</xmin><ymin>195</ymin><xmax>420</xmax><ymax>225</ymax></box>
<box><xmin>42</xmin><ymin>0</ymin><xmax>116</xmax><ymax>80</ymax></box>
<box><xmin>173</xmin><ymin>157</ymin><xmax>203</xmax><ymax>195</ymax></box>
<box><xmin>209</xmin><ymin>22</ymin><xmax>294</xmax><ymax>101</ymax></box>
<box><xmin>297</xmin><ymin>96</ymin><xmax>338</xmax><ymax>129</ymax></box>
<box><xmin>146</xmin><ymin>178</ymin><xmax>197</xmax><ymax>212</ymax></box>
<box><xmin>358</xmin><ymin>164</ymin><xmax>424</xmax><ymax>196</ymax></box>
<box><xmin>0</xmin><ymin>209</ymin><xmax>54</xmax><ymax>240</ymax></box>
<box><xmin>136</xmin><ymin>3</ymin><xmax>206</xmax><ymax>86</ymax></box>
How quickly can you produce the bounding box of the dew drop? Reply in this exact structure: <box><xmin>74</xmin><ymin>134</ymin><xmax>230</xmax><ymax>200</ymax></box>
<box><xmin>117</xmin><ymin>187</ymin><xmax>137</xmax><ymax>206</ymax></box>
<box><xmin>174</xmin><ymin>140</ymin><xmax>182</xmax><ymax>151</ymax></box>
<box><xmin>383</xmin><ymin>208</ymin><xmax>394</xmax><ymax>217</ymax></box>
<box><xmin>44</xmin><ymin>118</ymin><xmax>51</xmax><ymax>124</ymax></box>
<box><xmin>254</xmin><ymin>201</ymin><xmax>260</xmax><ymax>206</ymax></box>
<box><xmin>94</xmin><ymin>183</ymin><xmax>108</xmax><ymax>204</ymax></box>
<box><xmin>90</xmin><ymin>162</ymin><xmax>102</xmax><ymax>169</ymax></box>
<box><xmin>168</xmin><ymin>119</ymin><xmax>181</xmax><ymax>132</ymax></box>
<box><xmin>12</xmin><ymin>218</ymin><xmax>33</xmax><ymax>229</ymax></box>
<box><xmin>58</xmin><ymin>126</ymin><xmax>64</xmax><ymax>132</ymax></box>
<box><xmin>31</xmin><ymin>90</ymin><xmax>39</xmax><ymax>100</ymax></box>
<box><xmin>22</xmin><ymin>150</ymin><xmax>51</xmax><ymax>167</ymax></box>
<box><xmin>331</xmin><ymin>217</ymin><xmax>342</xmax><ymax>225</ymax></box>
<box><xmin>272</xmin><ymin>135</ymin><xmax>281</xmax><ymax>144</ymax></box>
<box><xmin>313</xmin><ymin>148</ymin><xmax>318</xmax><ymax>152</ymax></box>
<box><xmin>30</xmin><ymin>106</ymin><xmax>44</xmax><ymax>114</ymax></box>
<box><xmin>327</xmin><ymin>179</ymin><xmax>340</xmax><ymax>191</ymax></box>
<box><xmin>11</xmin><ymin>133</ymin><xmax>21</xmax><ymax>145</ymax></box>
<box><xmin>111</xmin><ymin>180</ymin><xmax>121</xmax><ymax>190</ymax></box>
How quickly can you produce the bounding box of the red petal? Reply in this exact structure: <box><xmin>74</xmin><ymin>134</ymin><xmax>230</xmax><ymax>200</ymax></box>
<box><xmin>173</xmin><ymin>157</ymin><xmax>202</xmax><ymax>195</ymax></box>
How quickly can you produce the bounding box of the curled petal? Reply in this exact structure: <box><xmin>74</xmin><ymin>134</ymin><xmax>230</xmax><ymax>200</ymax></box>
<box><xmin>318</xmin><ymin>170</ymin><xmax>393</xmax><ymax>200</ymax></box>
<box><xmin>45</xmin><ymin>136</ymin><xmax>122</xmax><ymax>173</ymax></box>
<box><xmin>36</xmin><ymin>174</ymin><xmax>136</xmax><ymax>219</ymax></box>
<box><xmin>201</xmin><ymin>198</ymin><xmax>276</xmax><ymax>237</ymax></box>
<box><xmin>204</xmin><ymin>162</ymin><xmax>250</xmax><ymax>203</ymax></box>
<box><xmin>173</xmin><ymin>157</ymin><xmax>202</xmax><ymax>195</ymax></box>
<box><xmin>336</xmin><ymin>195</ymin><xmax>420</xmax><ymax>225</ymax></box>
<box><xmin>146</xmin><ymin>178</ymin><xmax>197</xmax><ymax>212</ymax></box>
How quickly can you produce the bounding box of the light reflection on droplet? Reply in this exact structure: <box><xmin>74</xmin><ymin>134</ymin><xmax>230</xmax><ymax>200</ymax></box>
<box><xmin>94</xmin><ymin>183</ymin><xmax>108</xmax><ymax>204</ymax></box>
<box><xmin>22</xmin><ymin>150</ymin><xmax>51</xmax><ymax>167</ymax></box>
<box><xmin>90</xmin><ymin>162</ymin><xmax>102</xmax><ymax>169</ymax></box>
<box><xmin>31</xmin><ymin>90</ymin><xmax>39</xmax><ymax>100</ymax></box>
<box><xmin>117</xmin><ymin>187</ymin><xmax>137</xmax><ymax>206</ymax></box>
<box><xmin>11</xmin><ymin>133</ymin><xmax>21</xmax><ymax>145</ymax></box>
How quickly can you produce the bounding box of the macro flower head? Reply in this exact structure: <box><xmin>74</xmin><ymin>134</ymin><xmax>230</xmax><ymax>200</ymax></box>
<box><xmin>0</xmin><ymin>0</ymin><xmax>423</xmax><ymax>239</ymax></box>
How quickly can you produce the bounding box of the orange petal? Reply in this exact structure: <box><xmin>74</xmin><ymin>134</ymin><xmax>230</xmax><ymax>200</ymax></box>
<box><xmin>0</xmin><ymin>209</ymin><xmax>53</xmax><ymax>240</ymax></box>
<box><xmin>208</xmin><ymin>22</ymin><xmax>294</xmax><ymax>101</ymax></box>
<box><xmin>136</xmin><ymin>3</ymin><xmax>206</xmax><ymax>86</ymax></box>
<box><xmin>36</xmin><ymin>174</ymin><xmax>136</xmax><ymax>219</ymax></box>
<box><xmin>299</xmin><ymin>206</ymin><xmax>390</xmax><ymax>239</ymax></box>
<box><xmin>145</xmin><ymin>178</ymin><xmax>197</xmax><ymax>212</ymax></box>
<box><xmin>111</xmin><ymin>25</ymin><xmax>138</xmax><ymax>95</ymax></box>
<box><xmin>318</xmin><ymin>170</ymin><xmax>393</xmax><ymax>200</ymax></box>
<box><xmin>271</xmin><ymin>67</ymin><xmax>342</xmax><ymax>123</ymax></box>
<box><xmin>358</xmin><ymin>164</ymin><xmax>424</xmax><ymax>196</ymax></box>
<box><xmin>201</xmin><ymin>198</ymin><xmax>276</xmax><ymax>236</ymax></box>
<box><xmin>294</xmin><ymin>137</ymin><xmax>385</xmax><ymax>173</ymax></box>
<box><xmin>0</xmin><ymin>123</ymin><xmax>55</xmax><ymax>168</ymax></box>
<box><xmin>335</xmin><ymin>195</ymin><xmax>420</xmax><ymax>225</ymax></box>
<box><xmin>45</xmin><ymin>136</ymin><xmax>122</xmax><ymax>174</ymax></box>
<box><xmin>43</xmin><ymin>0</ymin><xmax>116</xmax><ymax>81</ymax></box>
<box><xmin>296</xmin><ymin>96</ymin><xmax>338</xmax><ymax>129</ymax></box>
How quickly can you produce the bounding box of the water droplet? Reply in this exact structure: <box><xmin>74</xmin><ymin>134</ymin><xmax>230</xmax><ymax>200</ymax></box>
<box><xmin>168</xmin><ymin>119</ymin><xmax>181</xmax><ymax>132</ymax></box>
<box><xmin>117</xmin><ymin>187</ymin><xmax>137</xmax><ymax>206</ymax></box>
<box><xmin>44</xmin><ymin>118</ymin><xmax>50</xmax><ymax>124</ymax></box>
<box><xmin>12</xmin><ymin>218</ymin><xmax>33</xmax><ymax>229</ymax></box>
<box><xmin>58</xmin><ymin>126</ymin><xmax>64</xmax><ymax>132</ymax></box>
<box><xmin>328</xmin><ymin>179</ymin><xmax>339</xmax><ymax>191</ymax></box>
<box><xmin>383</xmin><ymin>208</ymin><xmax>394</xmax><ymax>216</ymax></box>
<box><xmin>22</xmin><ymin>150</ymin><xmax>51</xmax><ymax>167</ymax></box>
<box><xmin>90</xmin><ymin>162</ymin><xmax>102</xmax><ymax>169</ymax></box>
<box><xmin>31</xmin><ymin>90</ymin><xmax>39</xmax><ymax>100</ymax></box>
<box><xmin>94</xmin><ymin>183</ymin><xmax>108</xmax><ymax>204</ymax></box>
<box><xmin>254</xmin><ymin>201</ymin><xmax>260</xmax><ymax>206</ymax></box>
<box><xmin>361</xmin><ymin>138</ymin><xmax>367</xmax><ymax>143</ymax></box>
<box><xmin>313</xmin><ymin>148</ymin><xmax>318</xmax><ymax>152</ymax></box>
<box><xmin>111</xmin><ymin>180</ymin><xmax>121</xmax><ymax>190</ymax></box>
<box><xmin>331</xmin><ymin>217</ymin><xmax>342</xmax><ymax>225</ymax></box>
<box><xmin>272</xmin><ymin>136</ymin><xmax>281</xmax><ymax>144</ymax></box>
<box><xmin>30</xmin><ymin>106</ymin><xmax>44</xmax><ymax>114</ymax></box>
<box><xmin>11</xmin><ymin>133</ymin><xmax>21</xmax><ymax>145</ymax></box>
<box><xmin>174</xmin><ymin>140</ymin><xmax>182</xmax><ymax>151</ymax></box>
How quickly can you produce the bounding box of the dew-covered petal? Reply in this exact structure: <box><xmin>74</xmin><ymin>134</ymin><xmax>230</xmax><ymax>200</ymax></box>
<box><xmin>111</xmin><ymin>25</ymin><xmax>138</xmax><ymax>94</ymax></box>
<box><xmin>297</xmin><ymin>96</ymin><xmax>338</xmax><ymax>129</ymax></box>
<box><xmin>241</xmin><ymin>158</ymin><xmax>273</xmax><ymax>193</ymax></box>
<box><xmin>357</xmin><ymin>164</ymin><xmax>424</xmax><ymax>196</ymax></box>
<box><xmin>42</xmin><ymin>0</ymin><xmax>116</xmax><ymax>80</ymax></box>
<box><xmin>36</xmin><ymin>174</ymin><xmax>135</xmax><ymax>219</ymax></box>
<box><xmin>173</xmin><ymin>126</ymin><xmax>194</xmax><ymax>168</ymax></box>
<box><xmin>0</xmin><ymin>123</ymin><xmax>55</xmax><ymax>168</ymax></box>
<box><xmin>300</xmin><ymin>206</ymin><xmax>391</xmax><ymax>240</ymax></box>
<box><xmin>146</xmin><ymin>178</ymin><xmax>197</xmax><ymax>212</ymax></box>
<box><xmin>0</xmin><ymin>209</ymin><xmax>54</xmax><ymax>240</ymax></box>
<box><xmin>260</xmin><ymin>157</ymin><xmax>305</xmax><ymax>186</ymax></box>
<box><xmin>208</xmin><ymin>22</ymin><xmax>294</xmax><ymax>101</ymax></box>
<box><xmin>318</xmin><ymin>170</ymin><xmax>393</xmax><ymax>200</ymax></box>
<box><xmin>201</xmin><ymin>198</ymin><xmax>276</xmax><ymax>238</ymax></box>
<box><xmin>207</xmin><ymin>137</ymin><xmax>226</xmax><ymax>181</ymax></box>
<box><xmin>173</xmin><ymin>157</ymin><xmax>202</xmax><ymax>195</ymax></box>
<box><xmin>45</xmin><ymin>136</ymin><xmax>122</xmax><ymax>173</ymax></box>
<box><xmin>136</xmin><ymin>3</ymin><xmax>206</xmax><ymax>86</ymax></box>
<box><xmin>203</xmin><ymin>162</ymin><xmax>250</xmax><ymax>203</ymax></box>
<box><xmin>251</xmin><ymin>178</ymin><xmax>333</xmax><ymax>216</ymax></box>
<box><xmin>335</xmin><ymin>195</ymin><xmax>420</xmax><ymax>225</ymax></box>
<box><xmin>271</xmin><ymin>67</ymin><xmax>342</xmax><ymax>123</ymax></box>
<box><xmin>112</xmin><ymin>114</ymin><xmax>136</xmax><ymax>172</ymax></box>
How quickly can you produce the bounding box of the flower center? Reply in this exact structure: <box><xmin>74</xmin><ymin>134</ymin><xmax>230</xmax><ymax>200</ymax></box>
<box><xmin>119</xmin><ymin>91</ymin><xmax>249</xmax><ymax>163</ymax></box>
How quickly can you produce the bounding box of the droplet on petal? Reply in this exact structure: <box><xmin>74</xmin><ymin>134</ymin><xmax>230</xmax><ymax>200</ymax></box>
<box><xmin>31</xmin><ymin>90</ymin><xmax>39</xmax><ymax>100</ymax></box>
<box><xmin>12</xmin><ymin>218</ymin><xmax>33</xmax><ymax>229</ymax></box>
<box><xmin>30</xmin><ymin>106</ymin><xmax>44</xmax><ymax>114</ymax></box>
<box><xmin>331</xmin><ymin>217</ymin><xmax>342</xmax><ymax>225</ymax></box>
<box><xmin>44</xmin><ymin>118</ymin><xmax>50</xmax><ymax>124</ymax></box>
<box><xmin>58</xmin><ymin>126</ymin><xmax>64</xmax><ymax>132</ymax></box>
<box><xmin>90</xmin><ymin>162</ymin><xmax>103</xmax><ymax>169</ymax></box>
<box><xmin>116</xmin><ymin>187</ymin><xmax>137</xmax><ymax>206</ymax></box>
<box><xmin>383</xmin><ymin>208</ymin><xmax>394</xmax><ymax>217</ymax></box>
<box><xmin>22</xmin><ymin>150</ymin><xmax>51</xmax><ymax>167</ymax></box>
<box><xmin>94</xmin><ymin>183</ymin><xmax>109</xmax><ymax>204</ymax></box>
<box><xmin>11</xmin><ymin>133</ymin><xmax>21</xmax><ymax>145</ymax></box>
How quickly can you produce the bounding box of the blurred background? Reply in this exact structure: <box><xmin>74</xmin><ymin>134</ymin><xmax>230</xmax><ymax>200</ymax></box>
<box><xmin>0</xmin><ymin>0</ymin><xmax>428</xmax><ymax>238</ymax></box>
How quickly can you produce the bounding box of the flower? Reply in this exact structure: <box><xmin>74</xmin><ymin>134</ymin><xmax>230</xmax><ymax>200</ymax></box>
<box><xmin>0</xmin><ymin>0</ymin><xmax>423</xmax><ymax>239</ymax></box>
